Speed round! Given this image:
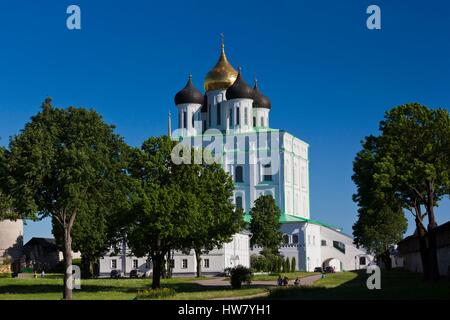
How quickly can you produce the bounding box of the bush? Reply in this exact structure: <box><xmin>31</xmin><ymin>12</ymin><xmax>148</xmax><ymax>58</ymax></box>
<box><xmin>136</xmin><ymin>288</ymin><xmax>176</xmax><ymax>300</ymax></box>
<box><xmin>291</xmin><ymin>257</ymin><xmax>296</xmax><ymax>272</ymax></box>
<box><xmin>284</xmin><ymin>257</ymin><xmax>290</xmax><ymax>273</ymax></box>
<box><xmin>227</xmin><ymin>265</ymin><xmax>253</xmax><ymax>289</ymax></box>
<box><xmin>250</xmin><ymin>255</ymin><xmax>268</xmax><ymax>272</ymax></box>
<box><xmin>0</xmin><ymin>273</ymin><xmax>12</xmax><ymax>278</ymax></box>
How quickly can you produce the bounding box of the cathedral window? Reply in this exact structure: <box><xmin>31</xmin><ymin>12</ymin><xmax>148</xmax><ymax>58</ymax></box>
<box><xmin>236</xmin><ymin>195</ymin><xmax>243</xmax><ymax>209</ymax></box>
<box><xmin>244</xmin><ymin>108</ymin><xmax>248</xmax><ymax>125</ymax></box>
<box><xmin>217</xmin><ymin>103</ymin><xmax>221</xmax><ymax>125</ymax></box>
<box><xmin>235</xmin><ymin>166</ymin><xmax>243</xmax><ymax>183</ymax></box>
<box><xmin>253</xmin><ymin>116</ymin><xmax>256</xmax><ymax>127</ymax></box>
<box><xmin>229</xmin><ymin>108</ymin><xmax>233</xmax><ymax>127</ymax></box>
<box><xmin>236</xmin><ymin>107</ymin><xmax>240</xmax><ymax>125</ymax></box>
<box><xmin>293</xmin><ymin>234</ymin><xmax>299</xmax><ymax>244</ymax></box>
<box><xmin>261</xmin><ymin>116</ymin><xmax>264</xmax><ymax>127</ymax></box>
<box><xmin>263</xmin><ymin>164</ymin><xmax>272</xmax><ymax>181</ymax></box>
<box><xmin>283</xmin><ymin>234</ymin><xmax>289</xmax><ymax>244</ymax></box>
<box><xmin>183</xmin><ymin>111</ymin><xmax>187</xmax><ymax>129</ymax></box>
<box><xmin>208</xmin><ymin>104</ymin><xmax>211</xmax><ymax>126</ymax></box>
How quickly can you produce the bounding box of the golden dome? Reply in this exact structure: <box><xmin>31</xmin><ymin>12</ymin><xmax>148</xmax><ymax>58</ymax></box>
<box><xmin>204</xmin><ymin>42</ymin><xmax>238</xmax><ymax>92</ymax></box>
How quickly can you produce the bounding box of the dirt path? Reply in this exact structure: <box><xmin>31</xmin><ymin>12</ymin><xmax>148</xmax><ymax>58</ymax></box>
<box><xmin>194</xmin><ymin>274</ymin><xmax>322</xmax><ymax>288</ymax></box>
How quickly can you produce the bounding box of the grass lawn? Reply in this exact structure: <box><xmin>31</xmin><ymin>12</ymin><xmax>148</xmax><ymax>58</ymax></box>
<box><xmin>251</xmin><ymin>271</ymin><xmax>318</xmax><ymax>281</ymax></box>
<box><xmin>266</xmin><ymin>269</ymin><xmax>450</xmax><ymax>300</ymax></box>
<box><xmin>0</xmin><ymin>275</ymin><xmax>267</xmax><ymax>300</ymax></box>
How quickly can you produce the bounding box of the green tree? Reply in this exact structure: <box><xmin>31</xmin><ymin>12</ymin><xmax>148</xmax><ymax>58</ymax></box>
<box><xmin>284</xmin><ymin>257</ymin><xmax>291</xmax><ymax>273</ymax></box>
<box><xmin>353</xmin><ymin>103</ymin><xmax>450</xmax><ymax>281</ymax></box>
<box><xmin>0</xmin><ymin>147</ymin><xmax>15</xmax><ymax>220</ymax></box>
<box><xmin>291</xmin><ymin>256</ymin><xmax>296</xmax><ymax>272</ymax></box>
<box><xmin>352</xmin><ymin>135</ymin><xmax>408</xmax><ymax>269</ymax></box>
<box><xmin>180</xmin><ymin>149</ymin><xmax>244</xmax><ymax>277</ymax></box>
<box><xmin>249</xmin><ymin>195</ymin><xmax>282</xmax><ymax>254</ymax></box>
<box><xmin>124</xmin><ymin>136</ymin><xmax>200</xmax><ymax>289</ymax></box>
<box><xmin>6</xmin><ymin>98</ymin><xmax>127</xmax><ymax>299</ymax></box>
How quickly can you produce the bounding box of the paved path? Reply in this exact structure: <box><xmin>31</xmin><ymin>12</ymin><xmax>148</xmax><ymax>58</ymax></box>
<box><xmin>194</xmin><ymin>274</ymin><xmax>322</xmax><ymax>288</ymax></box>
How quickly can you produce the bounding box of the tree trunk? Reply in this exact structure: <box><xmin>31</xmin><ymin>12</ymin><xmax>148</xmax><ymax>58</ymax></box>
<box><xmin>415</xmin><ymin>216</ymin><xmax>431</xmax><ymax>281</ymax></box>
<box><xmin>151</xmin><ymin>254</ymin><xmax>163</xmax><ymax>289</ymax></box>
<box><xmin>195</xmin><ymin>248</ymin><xmax>202</xmax><ymax>278</ymax></box>
<box><xmin>63</xmin><ymin>227</ymin><xmax>73</xmax><ymax>300</ymax></box>
<box><xmin>379</xmin><ymin>250</ymin><xmax>392</xmax><ymax>270</ymax></box>
<box><xmin>426</xmin><ymin>183</ymin><xmax>440</xmax><ymax>281</ymax></box>
<box><xmin>81</xmin><ymin>255</ymin><xmax>93</xmax><ymax>279</ymax></box>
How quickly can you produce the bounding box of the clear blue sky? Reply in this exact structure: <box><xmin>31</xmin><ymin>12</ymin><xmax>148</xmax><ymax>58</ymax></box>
<box><xmin>0</xmin><ymin>0</ymin><xmax>449</xmax><ymax>242</ymax></box>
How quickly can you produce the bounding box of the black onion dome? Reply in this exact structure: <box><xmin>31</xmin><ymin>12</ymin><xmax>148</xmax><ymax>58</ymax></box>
<box><xmin>174</xmin><ymin>75</ymin><xmax>204</xmax><ymax>105</ymax></box>
<box><xmin>225</xmin><ymin>71</ymin><xmax>254</xmax><ymax>100</ymax></box>
<box><xmin>252</xmin><ymin>81</ymin><xmax>271</xmax><ymax>109</ymax></box>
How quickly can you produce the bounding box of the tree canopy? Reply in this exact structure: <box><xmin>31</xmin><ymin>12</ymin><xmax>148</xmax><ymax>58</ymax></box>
<box><xmin>249</xmin><ymin>195</ymin><xmax>282</xmax><ymax>254</ymax></box>
<box><xmin>352</xmin><ymin>103</ymin><xmax>450</xmax><ymax>280</ymax></box>
<box><xmin>6</xmin><ymin>98</ymin><xmax>128</xmax><ymax>298</ymax></box>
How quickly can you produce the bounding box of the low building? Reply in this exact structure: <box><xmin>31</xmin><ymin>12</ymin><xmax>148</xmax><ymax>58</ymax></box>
<box><xmin>250</xmin><ymin>214</ymin><xmax>373</xmax><ymax>272</ymax></box>
<box><xmin>23</xmin><ymin>238</ymin><xmax>60</xmax><ymax>272</ymax></box>
<box><xmin>398</xmin><ymin>221</ymin><xmax>450</xmax><ymax>276</ymax></box>
<box><xmin>99</xmin><ymin>232</ymin><xmax>250</xmax><ymax>277</ymax></box>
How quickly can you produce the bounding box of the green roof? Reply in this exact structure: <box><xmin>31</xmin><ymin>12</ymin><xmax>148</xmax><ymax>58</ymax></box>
<box><xmin>243</xmin><ymin>213</ymin><xmax>343</xmax><ymax>232</ymax></box>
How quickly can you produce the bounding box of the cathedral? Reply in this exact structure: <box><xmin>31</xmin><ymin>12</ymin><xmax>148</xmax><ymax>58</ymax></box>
<box><xmin>98</xmin><ymin>39</ymin><xmax>372</xmax><ymax>276</ymax></box>
<box><xmin>171</xmin><ymin>38</ymin><xmax>372</xmax><ymax>273</ymax></box>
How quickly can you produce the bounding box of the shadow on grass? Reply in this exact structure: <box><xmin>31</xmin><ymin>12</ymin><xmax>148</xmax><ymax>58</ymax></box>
<box><xmin>264</xmin><ymin>269</ymin><xmax>450</xmax><ymax>300</ymax></box>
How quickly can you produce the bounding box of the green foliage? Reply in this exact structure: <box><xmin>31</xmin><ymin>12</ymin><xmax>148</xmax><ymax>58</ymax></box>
<box><xmin>291</xmin><ymin>257</ymin><xmax>296</xmax><ymax>272</ymax></box>
<box><xmin>250</xmin><ymin>253</ymin><xmax>286</xmax><ymax>273</ymax></box>
<box><xmin>6</xmin><ymin>98</ymin><xmax>128</xmax><ymax>298</ymax></box>
<box><xmin>0</xmin><ymin>147</ymin><xmax>16</xmax><ymax>220</ymax></box>
<box><xmin>352</xmin><ymin>103</ymin><xmax>450</xmax><ymax>278</ymax></box>
<box><xmin>180</xmin><ymin>148</ymin><xmax>244</xmax><ymax>277</ymax></box>
<box><xmin>227</xmin><ymin>265</ymin><xmax>253</xmax><ymax>289</ymax></box>
<box><xmin>49</xmin><ymin>259</ymin><xmax>82</xmax><ymax>274</ymax></box>
<box><xmin>249</xmin><ymin>195</ymin><xmax>282</xmax><ymax>253</ymax></box>
<box><xmin>284</xmin><ymin>257</ymin><xmax>291</xmax><ymax>273</ymax></box>
<box><xmin>136</xmin><ymin>287</ymin><xmax>176</xmax><ymax>300</ymax></box>
<box><xmin>0</xmin><ymin>273</ymin><xmax>12</xmax><ymax>278</ymax></box>
<box><xmin>250</xmin><ymin>255</ymin><xmax>267</xmax><ymax>272</ymax></box>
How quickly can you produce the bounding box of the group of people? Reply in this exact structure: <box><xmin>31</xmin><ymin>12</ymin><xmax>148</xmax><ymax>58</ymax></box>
<box><xmin>277</xmin><ymin>276</ymin><xmax>302</xmax><ymax>286</ymax></box>
<box><xmin>33</xmin><ymin>270</ymin><xmax>46</xmax><ymax>278</ymax></box>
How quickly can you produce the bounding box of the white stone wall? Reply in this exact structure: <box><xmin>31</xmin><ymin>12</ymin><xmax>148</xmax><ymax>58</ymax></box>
<box><xmin>320</xmin><ymin>225</ymin><xmax>373</xmax><ymax>271</ymax></box>
<box><xmin>99</xmin><ymin>233</ymin><xmax>250</xmax><ymax>277</ymax></box>
<box><xmin>0</xmin><ymin>219</ymin><xmax>23</xmax><ymax>262</ymax></box>
<box><xmin>281</xmin><ymin>132</ymin><xmax>310</xmax><ymax>219</ymax></box>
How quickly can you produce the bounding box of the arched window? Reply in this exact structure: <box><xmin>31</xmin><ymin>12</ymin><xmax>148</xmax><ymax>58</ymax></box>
<box><xmin>217</xmin><ymin>103</ymin><xmax>221</xmax><ymax>125</ymax></box>
<box><xmin>235</xmin><ymin>166</ymin><xmax>243</xmax><ymax>183</ymax></box>
<box><xmin>283</xmin><ymin>234</ymin><xmax>289</xmax><ymax>244</ymax></box>
<box><xmin>236</xmin><ymin>195</ymin><xmax>243</xmax><ymax>209</ymax></box>
<box><xmin>236</xmin><ymin>107</ymin><xmax>240</xmax><ymax>125</ymax></box>
<box><xmin>292</xmin><ymin>234</ymin><xmax>299</xmax><ymax>244</ymax></box>
<box><xmin>263</xmin><ymin>164</ymin><xmax>272</xmax><ymax>181</ymax></box>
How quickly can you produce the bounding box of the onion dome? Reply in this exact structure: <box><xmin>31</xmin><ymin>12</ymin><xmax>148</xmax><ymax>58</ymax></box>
<box><xmin>204</xmin><ymin>40</ymin><xmax>238</xmax><ymax>91</ymax></box>
<box><xmin>252</xmin><ymin>79</ymin><xmax>271</xmax><ymax>109</ymax></box>
<box><xmin>225</xmin><ymin>69</ymin><xmax>254</xmax><ymax>100</ymax></box>
<box><xmin>174</xmin><ymin>75</ymin><xmax>204</xmax><ymax>105</ymax></box>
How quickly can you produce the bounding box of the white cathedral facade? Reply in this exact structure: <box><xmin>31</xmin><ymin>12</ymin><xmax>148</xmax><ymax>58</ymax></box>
<box><xmin>98</xmin><ymin>40</ymin><xmax>372</xmax><ymax>277</ymax></box>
